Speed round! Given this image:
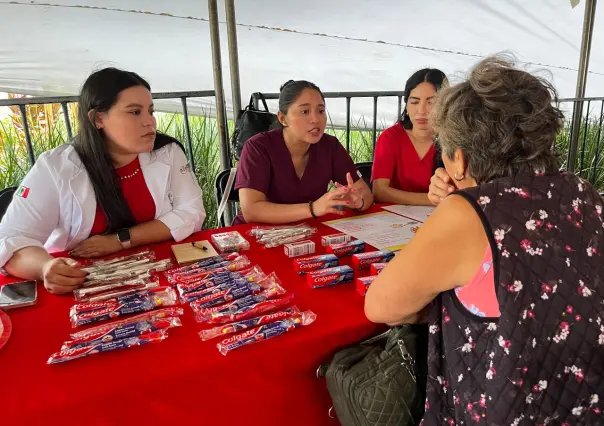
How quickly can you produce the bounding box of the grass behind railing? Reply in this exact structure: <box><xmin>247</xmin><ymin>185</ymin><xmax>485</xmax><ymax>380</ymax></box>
<box><xmin>1</xmin><ymin>105</ymin><xmax>603</xmax><ymax>230</ymax></box>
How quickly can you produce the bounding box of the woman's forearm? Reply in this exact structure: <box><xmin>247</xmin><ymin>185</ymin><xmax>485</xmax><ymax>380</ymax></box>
<box><xmin>130</xmin><ymin>220</ymin><xmax>174</xmax><ymax>247</ymax></box>
<box><xmin>4</xmin><ymin>246</ymin><xmax>53</xmax><ymax>280</ymax></box>
<box><xmin>242</xmin><ymin>201</ymin><xmax>313</xmax><ymax>224</ymax></box>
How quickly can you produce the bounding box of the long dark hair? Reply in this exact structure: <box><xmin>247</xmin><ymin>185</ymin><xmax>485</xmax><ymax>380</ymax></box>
<box><xmin>73</xmin><ymin>68</ymin><xmax>177</xmax><ymax>233</ymax></box>
<box><xmin>400</xmin><ymin>68</ymin><xmax>447</xmax><ymax>129</ymax></box>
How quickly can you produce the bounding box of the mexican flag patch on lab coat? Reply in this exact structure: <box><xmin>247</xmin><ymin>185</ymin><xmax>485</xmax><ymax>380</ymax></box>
<box><xmin>15</xmin><ymin>186</ymin><xmax>30</xmax><ymax>198</ymax></box>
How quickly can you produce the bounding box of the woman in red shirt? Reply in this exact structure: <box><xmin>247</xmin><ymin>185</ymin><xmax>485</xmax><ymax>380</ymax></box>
<box><xmin>371</xmin><ymin>68</ymin><xmax>447</xmax><ymax>205</ymax></box>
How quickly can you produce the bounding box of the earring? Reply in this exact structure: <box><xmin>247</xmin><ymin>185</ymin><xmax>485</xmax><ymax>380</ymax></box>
<box><xmin>454</xmin><ymin>171</ymin><xmax>465</xmax><ymax>181</ymax></box>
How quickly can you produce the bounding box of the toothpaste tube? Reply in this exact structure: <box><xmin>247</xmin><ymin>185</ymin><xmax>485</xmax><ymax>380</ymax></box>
<box><xmin>62</xmin><ymin>317</ymin><xmax>181</xmax><ymax>350</ymax></box>
<box><xmin>48</xmin><ymin>330</ymin><xmax>168</xmax><ymax>364</ymax></box>
<box><xmin>69</xmin><ymin>307</ymin><xmax>184</xmax><ymax>340</ymax></box>
<box><xmin>195</xmin><ymin>293</ymin><xmax>296</xmax><ymax>324</ymax></box>
<box><xmin>70</xmin><ymin>287</ymin><xmax>178</xmax><ymax>328</ymax></box>
<box><xmin>294</xmin><ymin>254</ymin><xmax>338</xmax><ymax>275</ymax></box>
<box><xmin>351</xmin><ymin>250</ymin><xmax>395</xmax><ymax>270</ymax></box>
<box><xmin>370</xmin><ymin>263</ymin><xmax>387</xmax><ymax>275</ymax></box>
<box><xmin>216</xmin><ymin>311</ymin><xmax>316</xmax><ymax>355</ymax></box>
<box><xmin>284</xmin><ymin>240</ymin><xmax>316</xmax><ymax>258</ymax></box>
<box><xmin>199</xmin><ymin>307</ymin><xmax>300</xmax><ymax>341</ymax></box>
<box><xmin>326</xmin><ymin>240</ymin><xmax>366</xmax><ymax>257</ymax></box>
<box><xmin>321</xmin><ymin>234</ymin><xmax>352</xmax><ymax>247</ymax></box>
<box><xmin>307</xmin><ymin>265</ymin><xmax>354</xmax><ymax>289</ymax></box>
<box><xmin>356</xmin><ymin>275</ymin><xmax>378</xmax><ymax>296</ymax></box>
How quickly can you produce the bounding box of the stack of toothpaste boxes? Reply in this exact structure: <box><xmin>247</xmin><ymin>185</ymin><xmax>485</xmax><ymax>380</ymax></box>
<box><xmin>291</xmin><ymin>233</ymin><xmax>394</xmax><ymax>296</ymax></box>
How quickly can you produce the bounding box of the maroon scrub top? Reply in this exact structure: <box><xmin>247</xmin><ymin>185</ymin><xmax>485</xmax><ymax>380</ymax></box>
<box><xmin>233</xmin><ymin>129</ymin><xmax>359</xmax><ymax>225</ymax></box>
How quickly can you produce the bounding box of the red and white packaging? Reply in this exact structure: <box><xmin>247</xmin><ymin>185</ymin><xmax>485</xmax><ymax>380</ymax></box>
<box><xmin>370</xmin><ymin>263</ymin><xmax>388</xmax><ymax>275</ymax></box>
<box><xmin>351</xmin><ymin>250</ymin><xmax>395</xmax><ymax>270</ymax></box>
<box><xmin>326</xmin><ymin>240</ymin><xmax>365</xmax><ymax>258</ymax></box>
<box><xmin>321</xmin><ymin>234</ymin><xmax>351</xmax><ymax>247</ymax></box>
<box><xmin>293</xmin><ymin>254</ymin><xmax>339</xmax><ymax>275</ymax></box>
<box><xmin>196</xmin><ymin>294</ymin><xmax>296</xmax><ymax>324</ymax></box>
<box><xmin>284</xmin><ymin>240</ymin><xmax>316</xmax><ymax>258</ymax></box>
<box><xmin>69</xmin><ymin>307</ymin><xmax>184</xmax><ymax>340</ymax></box>
<box><xmin>198</xmin><ymin>307</ymin><xmax>300</xmax><ymax>341</ymax></box>
<box><xmin>356</xmin><ymin>276</ymin><xmax>378</xmax><ymax>296</ymax></box>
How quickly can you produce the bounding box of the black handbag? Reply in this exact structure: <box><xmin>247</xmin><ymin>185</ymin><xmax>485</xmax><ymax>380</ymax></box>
<box><xmin>318</xmin><ymin>324</ymin><xmax>428</xmax><ymax>426</ymax></box>
<box><xmin>231</xmin><ymin>93</ymin><xmax>279</xmax><ymax>161</ymax></box>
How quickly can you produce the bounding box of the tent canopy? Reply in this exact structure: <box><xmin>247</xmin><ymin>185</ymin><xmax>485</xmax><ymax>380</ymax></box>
<box><xmin>1</xmin><ymin>0</ymin><xmax>602</xmax><ymax>125</ymax></box>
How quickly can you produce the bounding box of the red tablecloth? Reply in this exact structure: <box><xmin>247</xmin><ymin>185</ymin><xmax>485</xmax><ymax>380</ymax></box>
<box><xmin>0</xmin><ymin>207</ymin><xmax>385</xmax><ymax>426</ymax></box>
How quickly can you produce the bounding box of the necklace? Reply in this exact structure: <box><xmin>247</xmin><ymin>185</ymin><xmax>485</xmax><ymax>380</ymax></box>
<box><xmin>119</xmin><ymin>168</ymin><xmax>140</xmax><ymax>180</ymax></box>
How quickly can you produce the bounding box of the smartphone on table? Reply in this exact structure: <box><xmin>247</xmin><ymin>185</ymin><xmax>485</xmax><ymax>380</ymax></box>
<box><xmin>0</xmin><ymin>281</ymin><xmax>37</xmax><ymax>310</ymax></box>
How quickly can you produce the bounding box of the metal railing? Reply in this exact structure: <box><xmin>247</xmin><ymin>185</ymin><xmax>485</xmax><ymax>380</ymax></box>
<box><xmin>2</xmin><ymin>91</ymin><xmax>604</xmax><ymax>189</ymax></box>
<box><xmin>557</xmin><ymin>96</ymin><xmax>604</xmax><ymax>185</ymax></box>
<box><xmin>0</xmin><ymin>90</ymin><xmax>216</xmax><ymax>173</ymax></box>
<box><xmin>253</xmin><ymin>91</ymin><xmax>405</xmax><ymax>156</ymax></box>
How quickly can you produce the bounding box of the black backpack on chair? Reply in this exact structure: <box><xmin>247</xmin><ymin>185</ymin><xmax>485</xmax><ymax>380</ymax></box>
<box><xmin>317</xmin><ymin>324</ymin><xmax>429</xmax><ymax>426</ymax></box>
<box><xmin>231</xmin><ymin>93</ymin><xmax>279</xmax><ymax>161</ymax></box>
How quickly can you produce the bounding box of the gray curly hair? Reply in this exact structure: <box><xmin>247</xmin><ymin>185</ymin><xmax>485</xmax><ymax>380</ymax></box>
<box><xmin>430</xmin><ymin>55</ymin><xmax>564</xmax><ymax>184</ymax></box>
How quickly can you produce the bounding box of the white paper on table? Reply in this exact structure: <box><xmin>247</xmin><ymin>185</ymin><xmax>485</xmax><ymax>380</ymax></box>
<box><xmin>382</xmin><ymin>205</ymin><xmax>435</xmax><ymax>223</ymax></box>
<box><xmin>324</xmin><ymin>211</ymin><xmax>422</xmax><ymax>251</ymax></box>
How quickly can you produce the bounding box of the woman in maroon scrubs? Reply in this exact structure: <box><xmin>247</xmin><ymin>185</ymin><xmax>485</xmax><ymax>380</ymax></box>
<box><xmin>234</xmin><ymin>80</ymin><xmax>373</xmax><ymax>225</ymax></box>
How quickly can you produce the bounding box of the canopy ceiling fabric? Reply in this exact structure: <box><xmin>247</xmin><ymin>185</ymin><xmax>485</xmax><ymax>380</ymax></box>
<box><xmin>1</xmin><ymin>0</ymin><xmax>602</xmax><ymax>125</ymax></box>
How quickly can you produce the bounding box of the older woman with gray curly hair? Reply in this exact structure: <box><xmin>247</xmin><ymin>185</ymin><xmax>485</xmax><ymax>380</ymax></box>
<box><xmin>365</xmin><ymin>56</ymin><xmax>604</xmax><ymax>425</ymax></box>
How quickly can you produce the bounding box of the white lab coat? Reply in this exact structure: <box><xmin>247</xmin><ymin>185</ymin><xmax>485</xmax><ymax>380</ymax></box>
<box><xmin>0</xmin><ymin>143</ymin><xmax>206</xmax><ymax>268</ymax></box>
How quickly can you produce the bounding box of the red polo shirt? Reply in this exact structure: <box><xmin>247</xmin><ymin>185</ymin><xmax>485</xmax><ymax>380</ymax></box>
<box><xmin>89</xmin><ymin>157</ymin><xmax>156</xmax><ymax>235</ymax></box>
<box><xmin>371</xmin><ymin>123</ymin><xmax>436</xmax><ymax>193</ymax></box>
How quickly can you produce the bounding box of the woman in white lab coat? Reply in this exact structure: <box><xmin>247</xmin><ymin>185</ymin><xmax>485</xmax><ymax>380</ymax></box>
<box><xmin>0</xmin><ymin>68</ymin><xmax>206</xmax><ymax>294</ymax></box>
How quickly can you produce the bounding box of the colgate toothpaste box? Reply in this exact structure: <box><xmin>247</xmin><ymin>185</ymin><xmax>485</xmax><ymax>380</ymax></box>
<box><xmin>351</xmin><ymin>250</ymin><xmax>394</xmax><ymax>270</ymax></box>
<box><xmin>370</xmin><ymin>263</ymin><xmax>388</xmax><ymax>275</ymax></box>
<box><xmin>294</xmin><ymin>254</ymin><xmax>338</xmax><ymax>275</ymax></box>
<box><xmin>307</xmin><ymin>266</ymin><xmax>354</xmax><ymax>289</ymax></box>
<box><xmin>284</xmin><ymin>240</ymin><xmax>316</xmax><ymax>258</ymax></box>
<box><xmin>356</xmin><ymin>275</ymin><xmax>378</xmax><ymax>296</ymax></box>
<box><xmin>326</xmin><ymin>240</ymin><xmax>365</xmax><ymax>258</ymax></box>
<box><xmin>321</xmin><ymin>234</ymin><xmax>351</xmax><ymax>247</ymax></box>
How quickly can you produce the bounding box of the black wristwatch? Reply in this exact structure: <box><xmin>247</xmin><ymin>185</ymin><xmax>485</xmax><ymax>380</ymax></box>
<box><xmin>117</xmin><ymin>228</ymin><xmax>132</xmax><ymax>249</ymax></box>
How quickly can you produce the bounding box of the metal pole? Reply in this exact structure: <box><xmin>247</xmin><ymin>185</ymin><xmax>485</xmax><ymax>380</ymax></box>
<box><xmin>579</xmin><ymin>100</ymin><xmax>592</xmax><ymax>174</ymax></box>
<box><xmin>209</xmin><ymin>0</ymin><xmax>233</xmax><ymax>225</ymax></box>
<box><xmin>345</xmin><ymin>97</ymin><xmax>351</xmax><ymax>152</ymax></box>
<box><xmin>225</xmin><ymin>0</ymin><xmax>242</xmax><ymax>121</ymax></box>
<box><xmin>568</xmin><ymin>0</ymin><xmax>597</xmax><ymax>172</ymax></box>
<box><xmin>208</xmin><ymin>0</ymin><xmax>231</xmax><ymax>172</ymax></box>
<box><xmin>589</xmin><ymin>100</ymin><xmax>604</xmax><ymax>183</ymax></box>
<box><xmin>372</xmin><ymin>96</ymin><xmax>378</xmax><ymax>158</ymax></box>
<box><xmin>18</xmin><ymin>105</ymin><xmax>36</xmax><ymax>166</ymax></box>
<box><xmin>61</xmin><ymin>102</ymin><xmax>73</xmax><ymax>140</ymax></box>
<box><xmin>397</xmin><ymin>95</ymin><xmax>403</xmax><ymax>123</ymax></box>
<box><xmin>180</xmin><ymin>97</ymin><xmax>196</xmax><ymax>173</ymax></box>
